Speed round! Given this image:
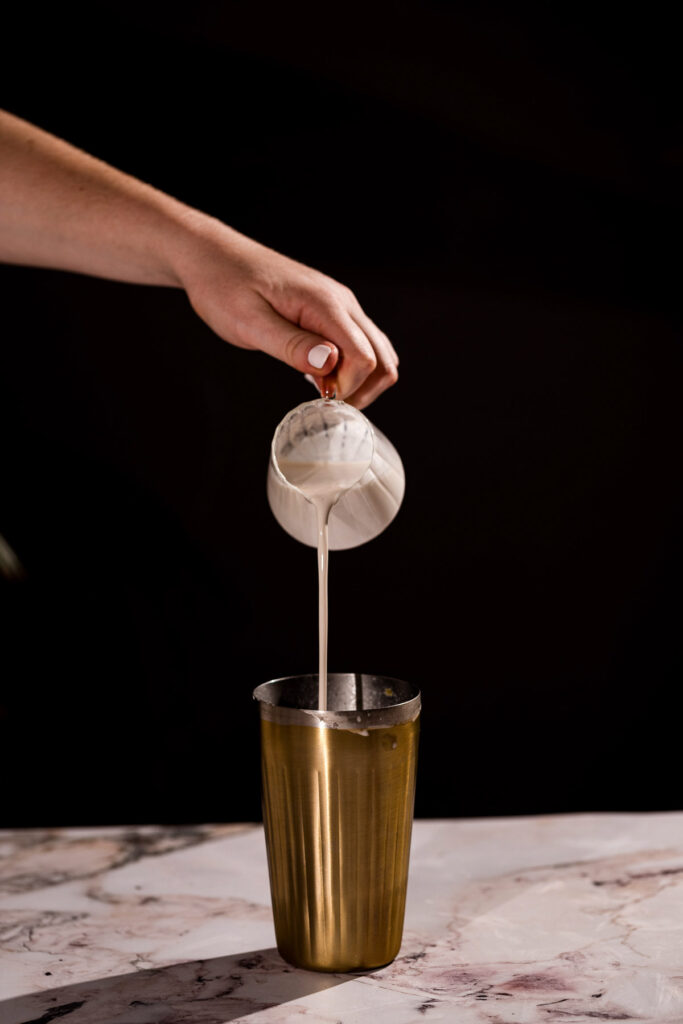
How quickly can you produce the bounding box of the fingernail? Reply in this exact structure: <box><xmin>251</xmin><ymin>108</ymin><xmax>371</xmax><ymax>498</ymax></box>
<box><xmin>308</xmin><ymin>344</ymin><xmax>331</xmax><ymax>369</ymax></box>
<box><xmin>304</xmin><ymin>374</ymin><xmax>320</xmax><ymax>390</ymax></box>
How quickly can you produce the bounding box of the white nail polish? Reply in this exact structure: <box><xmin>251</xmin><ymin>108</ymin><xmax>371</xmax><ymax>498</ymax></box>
<box><xmin>304</xmin><ymin>374</ymin><xmax>320</xmax><ymax>390</ymax></box>
<box><xmin>308</xmin><ymin>344</ymin><xmax>331</xmax><ymax>369</ymax></box>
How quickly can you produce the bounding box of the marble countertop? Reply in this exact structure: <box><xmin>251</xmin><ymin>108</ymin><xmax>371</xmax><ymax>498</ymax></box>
<box><xmin>1</xmin><ymin>813</ymin><xmax>682</xmax><ymax>1023</ymax></box>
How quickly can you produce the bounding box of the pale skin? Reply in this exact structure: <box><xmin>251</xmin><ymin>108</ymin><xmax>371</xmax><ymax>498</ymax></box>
<box><xmin>0</xmin><ymin>110</ymin><xmax>398</xmax><ymax>408</ymax></box>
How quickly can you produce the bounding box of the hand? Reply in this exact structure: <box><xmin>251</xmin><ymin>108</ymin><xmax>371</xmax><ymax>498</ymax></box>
<box><xmin>173</xmin><ymin>214</ymin><xmax>399</xmax><ymax>409</ymax></box>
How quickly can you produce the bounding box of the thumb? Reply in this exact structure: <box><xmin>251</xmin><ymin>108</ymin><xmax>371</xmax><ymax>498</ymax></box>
<box><xmin>256</xmin><ymin>305</ymin><xmax>339</xmax><ymax>376</ymax></box>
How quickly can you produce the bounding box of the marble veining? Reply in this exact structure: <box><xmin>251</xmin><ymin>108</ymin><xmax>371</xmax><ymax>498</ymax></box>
<box><xmin>1</xmin><ymin>814</ymin><xmax>683</xmax><ymax>1023</ymax></box>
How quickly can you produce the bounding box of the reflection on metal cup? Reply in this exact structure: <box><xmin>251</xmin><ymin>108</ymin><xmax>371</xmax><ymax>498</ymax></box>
<box><xmin>253</xmin><ymin>674</ymin><xmax>421</xmax><ymax>972</ymax></box>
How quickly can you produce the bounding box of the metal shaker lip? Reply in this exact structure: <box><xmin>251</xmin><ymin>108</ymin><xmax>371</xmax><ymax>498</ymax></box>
<box><xmin>253</xmin><ymin>673</ymin><xmax>421</xmax><ymax>731</ymax></box>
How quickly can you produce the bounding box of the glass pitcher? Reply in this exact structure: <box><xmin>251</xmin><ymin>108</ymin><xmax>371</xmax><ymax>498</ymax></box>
<box><xmin>267</xmin><ymin>398</ymin><xmax>405</xmax><ymax>549</ymax></box>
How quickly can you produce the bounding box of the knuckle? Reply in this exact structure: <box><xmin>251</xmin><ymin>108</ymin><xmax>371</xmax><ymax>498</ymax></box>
<box><xmin>283</xmin><ymin>329</ymin><xmax>309</xmax><ymax>364</ymax></box>
<box><xmin>358</xmin><ymin>351</ymin><xmax>377</xmax><ymax>375</ymax></box>
<box><xmin>385</xmin><ymin>362</ymin><xmax>399</xmax><ymax>385</ymax></box>
<box><xmin>323</xmin><ymin>297</ymin><xmax>348</xmax><ymax>322</ymax></box>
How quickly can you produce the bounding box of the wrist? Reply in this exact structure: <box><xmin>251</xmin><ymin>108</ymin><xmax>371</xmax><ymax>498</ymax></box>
<box><xmin>161</xmin><ymin>202</ymin><xmax>272</xmax><ymax>295</ymax></box>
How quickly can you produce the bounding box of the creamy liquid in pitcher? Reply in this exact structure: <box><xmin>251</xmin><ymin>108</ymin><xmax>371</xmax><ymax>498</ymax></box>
<box><xmin>276</xmin><ymin>459</ymin><xmax>370</xmax><ymax>710</ymax></box>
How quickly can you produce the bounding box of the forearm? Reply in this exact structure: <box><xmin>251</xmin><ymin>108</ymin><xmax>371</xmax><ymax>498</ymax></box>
<box><xmin>0</xmin><ymin>109</ymin><xmax>210</xmax><ymax>286</ymax></box>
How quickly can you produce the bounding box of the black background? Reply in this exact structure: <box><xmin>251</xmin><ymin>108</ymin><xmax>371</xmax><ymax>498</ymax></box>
<box><xmin>1</xmin><ymin>2</ymin><xmax>681</xmax><ymax>825</ymax></box>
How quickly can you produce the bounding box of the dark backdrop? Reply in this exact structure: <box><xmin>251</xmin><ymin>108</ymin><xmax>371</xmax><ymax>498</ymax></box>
<box><xmin>1</xmin><ymin>3</ymin><xmax>681</xmax><ymax>825</ymax></box>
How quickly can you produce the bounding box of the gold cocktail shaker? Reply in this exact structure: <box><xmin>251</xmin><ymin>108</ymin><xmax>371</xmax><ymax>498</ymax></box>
<box><xmin>254</xmin><ymin>673</ymin><xmax>420</xmax><ymax>972</ymax></box>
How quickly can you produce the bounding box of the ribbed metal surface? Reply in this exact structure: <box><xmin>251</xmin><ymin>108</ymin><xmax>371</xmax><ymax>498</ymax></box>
<box><xmin>260</xmin><ymin>716</ymin><xmax>419</xmax><ymax>972</ymax></box>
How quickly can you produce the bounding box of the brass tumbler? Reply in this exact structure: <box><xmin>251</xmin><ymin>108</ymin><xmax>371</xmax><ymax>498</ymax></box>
<box><xmin>253</xmin><ymin>674</ymin><xmax>420</xmax><ymax>972</ymax></box>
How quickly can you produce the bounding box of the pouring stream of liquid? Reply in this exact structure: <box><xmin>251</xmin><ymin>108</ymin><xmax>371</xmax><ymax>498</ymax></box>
<box><xmin>276</xmin><ymin>458</ymin><xmax>370</xmax><ymax>710</ymax></box>
<box><xmin>316</xmin><ymin>503</ymin><xmax>331</xmax><ymax>712</ymax></box>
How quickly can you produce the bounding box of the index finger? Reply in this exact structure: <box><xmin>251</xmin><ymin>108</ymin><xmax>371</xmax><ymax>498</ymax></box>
<box><xmin>309</xmin><ymin>306</ymin><xmax>378</xmax><ymax>399</ymax></box>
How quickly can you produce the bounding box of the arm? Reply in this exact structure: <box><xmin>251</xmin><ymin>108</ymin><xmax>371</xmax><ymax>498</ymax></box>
<box><xmin>0</xmin><ymin>110</ymin><xmax>398</xmax><ymax>408</ymax></box>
